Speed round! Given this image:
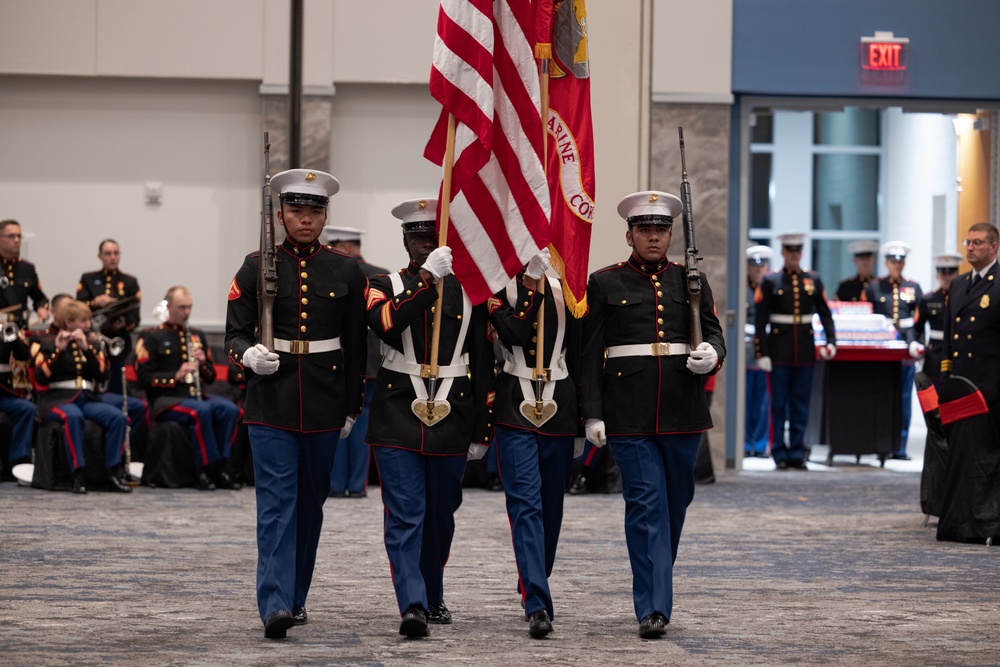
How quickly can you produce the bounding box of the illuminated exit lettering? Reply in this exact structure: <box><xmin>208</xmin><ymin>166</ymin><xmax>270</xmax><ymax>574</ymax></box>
<box><xmin>860</xmin><ymin>31</ymin><xmax>909</xmax><ymax>72</ymax></box>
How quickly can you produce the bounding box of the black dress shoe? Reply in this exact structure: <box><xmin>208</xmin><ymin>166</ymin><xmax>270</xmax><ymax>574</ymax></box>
<box><xmin>108</xmin><ymin>471</ymin><xmax>133</xmax><ymax>493</ymax></box>
<box><xmin>775</xmin><ymin>460</ymin><xmax>789</xmax><ymax>470</ymax></box>
<box><xmin>292</xmin><ymin>607</ymin><xmax>308</xmax><ymax>625</ymax></box>
<box><xmin>890</xmin><ymin>453</ymin><xmax>912</xmax><ymax>461</ymax></box>
<box><xmin>639</xmin><ymin>612</ymin><xmax>668</xmax><ymax>638</ymax></box>
<box><xmin>264</xmin><ymin>610</ymin><xmax>294</xmax><ymax>639</ymax></box>
<box><xmin>486</xmin><ymin>474</ymin><xmax>503</xmax><ymax>491</ymax></box>
<box><xmin>399</xmin><ymin>606</ymin><xmax>429</xmax><ymax>638</ymax></box>
<box><xmin>196</xmin><ymin>471</ymin><xmax>216</xmax><ymax>491</ymax></box>
<box><xmin>527</xmin><ymin>610</ymin><xmax>552</xmax><ymax>638</ymax></box>
<box><xmin>568</xmin><ymin>473</ymin><xmax>588</xmax><ymax>495</ymax></box>
<box><xmin>347</xmin><ymin>490</ymin><xmax>367</xmax><ymax>498</ymax></box>
<box><xmin>215</xmin><ymin>470</ymin><xmax>242</xmax><ymax>490</ymax></box>
<box><xmin>427</xmin><ymin>603</ymin><xmax>452</xmax><ymax>624</ymax></box>
<box><xmin>788</xmin><ymin>460</ymin><xmax>809</xmax><ymax>470</ymax></box>
<box><xmin>72</xmin><ymin>470</ymin><xmax>88</xmax><ymax>495</ymax></box>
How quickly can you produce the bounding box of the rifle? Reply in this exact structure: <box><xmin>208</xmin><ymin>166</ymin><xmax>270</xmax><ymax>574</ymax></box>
<box><xmin>678</xmin><ymin>127</ymin><xmax>702</xmax><ymax>347</ymax></box>
<box><xmin>259</xmin><ymin>132</ymin><xmax>277</xmax><ymax>350</ymax></box>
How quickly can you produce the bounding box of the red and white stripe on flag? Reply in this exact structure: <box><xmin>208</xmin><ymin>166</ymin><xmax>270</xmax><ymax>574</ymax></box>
<box><xmin>425</xmin><ymin>0</ymin><xmax>551</xmax><ymax>305</ymax></box>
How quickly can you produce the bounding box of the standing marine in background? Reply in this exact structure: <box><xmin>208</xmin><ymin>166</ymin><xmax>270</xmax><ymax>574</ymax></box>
<box><xmin>0</xmin><ymin>219</ymin><xmax>49</xmax><ymax>328</ymax></box>
<box><xmin>914</xmin><ymin>252</ymin><xmax>963</xmax><ymax>388</ymax></box>
<box><xmin>754</xmin><ymin>232</ymin><xmax>836</xmax><ymax>470</ymax></box>
<box><xmin>744</xmin><ymin>245</ymin><xmax>772</xmax><ymax>458</ymax></box>
<box><xmin>834</xmin><ymin>240</ymin><xmax>879</xmax><ymax>302</ymax></box>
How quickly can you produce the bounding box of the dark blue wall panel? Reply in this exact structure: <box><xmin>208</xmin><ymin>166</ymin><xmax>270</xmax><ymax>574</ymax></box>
<box><xmin>732</xmin><ymin>0</ymin><xmax>1000</xmax><ymax>101</ymax></box>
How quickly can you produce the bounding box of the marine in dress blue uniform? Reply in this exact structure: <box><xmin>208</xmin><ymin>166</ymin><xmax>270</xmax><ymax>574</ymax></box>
<box><xmin>914</xmin><ymin>252</ymin><xmax>963</xmax><ymax>388</ymax></box>
<box><xmin>135</xmin><ymin>287</ymin><xmax>241</xmax><ymax>489</ymax></box>
<box><xmin>864</xmin><ymin>241</ymin><xmax>925</xmax><ymax>460</ymax></box>
<box><xmin>744</xmin><ymin>245</ymin><xmax>772</xmax><ymax>458</ymax></box>
<box><xmin>0</xmin><ymin>325</ymin><xmax>37</xmax><ymax>471</ymax></box>
<box><xmin>323</xmin><ymin>225</ymin><xmax>388</xmax><ymax>498</ymax></box>
<box><xmin>488</xmin><ymin>249</ymin><xmax>581</xmax><ymax>638</ymax></box>
<box><xmin>941</xmin><ymin>223</ymin><xmax>1000</xmax><ymax>431</ymax></box>
<box><xmin>753</xmin><ymin>232</ymin><xmax>836</xmax><ymax>470</ymax></box>
<box><xmin>225</xmin><ymin>169</ymin><xmax>368</xmax><ymax>639</ymax></box>
<box><xmin>364</xmin><ymin>198</ymin><xmax>494</xmax><ymax>638</ymax></box>
<box><xmin>834</xmin><ymin>240</ymin><xmax>879</xmax><ymax>302</ymax></box>
<box><xmin>77</xmin><ymin>239</ymin><xmax>141</xmax><ymax>395</ymax></box>
<box><xmin>0</xmin><ymin>219</ymin><xmax>49</xmax><ymax>328</ymax></box>
<box><xmin>581</xmin><ymin>191</ymin><xmax>725</xmax><ymax>638</ymax></box>
<box><xmin>31</xmin><ymin>301</ymin><xmax>130</xmax><ymax>494</ymax></box>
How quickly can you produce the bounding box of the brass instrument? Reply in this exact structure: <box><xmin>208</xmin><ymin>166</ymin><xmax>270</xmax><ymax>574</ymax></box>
<box><xmin>90</xmin><ymin>294</ymin><xmax>140</xmax><ymax>331</ymax></box>
<box><xmin>184</xmin><ymin>324</ymin><xmax>203</xmax><ymax>401</ymax></box>
<box><xmin>88</xmin><ymin>331</ymin><xmax>126</xmax><ymax>356</ymax></box>
<box><xmin>2</xmin><ymin>320</ymin><xmax>19</xmax><ymax>343</ymax></box>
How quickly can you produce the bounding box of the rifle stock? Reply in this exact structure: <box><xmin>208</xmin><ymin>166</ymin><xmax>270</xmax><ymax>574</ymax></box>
<box><xmin>678</xmin><ymin>127</ymin><xmax>703</xmax><ymax>347</ymax></box>
<box><xmin>260</xmin><ymin>132</ymin><xmax>277</xmax><ymax>350</ymax></box>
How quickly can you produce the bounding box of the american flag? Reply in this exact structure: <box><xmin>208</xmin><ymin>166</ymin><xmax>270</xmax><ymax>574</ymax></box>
<box><xmin>425</xmin><ymin>0</ymin><xmax>551</xmax><ymax>305</ymax></box>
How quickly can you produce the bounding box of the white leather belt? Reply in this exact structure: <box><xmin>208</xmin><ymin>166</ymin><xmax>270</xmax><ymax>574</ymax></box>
<box><xmin>381</xmin><ymin>347</ymin><xmax>469</xmax><ymax>379</ymax></box>
<box><xmin>0</xmin><ymin>364</ymin><xmax>10</xmax><ymax>372</ymax></box>
<box><xmin>502</xmin><ymin>354</ymin><xmax>569</xmax><ymax>382</ymax></box>
<box><xmin>607</xmin><ymin>342</ymin><xmax>691</xmax><ymax>358</ymax></box>
<box><xmin>49</xmin><ymin>379</ymin><xmax>95</xmax><ymax>391</ymax></box>
<box><xmin>896</xmin><ymin>317</ymin><xmax>914</xmax><ymax>329</ymax></box>
<box><xmin>928</xmin><ymin>330</ymin><xmax>943</xmax><ymax>340</ymax></box>
<box><xmin>273</xmin><ymin>337</ymin><xmax>340</xmax><ymax>355</ymax></box>
<box><xmin>770</xmin><ymin>314</ymin><xmax>810</xmax><ymax>325</ymax></box>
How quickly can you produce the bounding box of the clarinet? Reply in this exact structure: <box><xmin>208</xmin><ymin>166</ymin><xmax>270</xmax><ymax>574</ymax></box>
<box><xmin>120</xmin><ymin>365</ymin><xmax>136</xmax><ymax>484</ymax></box>
<box><xmin>184</xmin><ymin>324</ymin><xmax>203</xmax><ymax>401</ymax></box>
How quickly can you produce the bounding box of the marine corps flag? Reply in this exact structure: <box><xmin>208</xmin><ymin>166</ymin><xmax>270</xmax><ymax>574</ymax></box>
<box><xmin>425</xmin><ymin>0</ymin><xmax>552</xmax><ymax>305</ymax></box>
<box><xmin>536</xmin><ymin>0</ymin><xmax>595</xmax><ymax>318</ymax></box>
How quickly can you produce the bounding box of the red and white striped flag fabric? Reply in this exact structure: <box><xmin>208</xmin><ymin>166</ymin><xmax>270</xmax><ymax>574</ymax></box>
<box><xmin>425</xmin><ymin>0</ymin><xmax>551</xmax><ymax>305</ymax></box>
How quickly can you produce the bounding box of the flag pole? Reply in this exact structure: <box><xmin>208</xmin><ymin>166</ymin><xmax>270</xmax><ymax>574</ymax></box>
<box><xmin>426</xmin><ymin>112</ymin><xmax>457</xmax><ymax>409</ymax></box>
<box><xmin>532</xmin><ymin>59</ymin><xmax>549</xmax><ymax>416</ymax></box>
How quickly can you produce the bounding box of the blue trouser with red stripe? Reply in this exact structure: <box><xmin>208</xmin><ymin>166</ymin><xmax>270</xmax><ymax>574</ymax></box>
<box><xmin>159</xmin><ymin>396</ymin><xmax>240</xmax><ymax>469</ymax></box>
<box><xmin>46</xmin><ymin>394</ymin><xmax>128</xmax><ymax>472</ymax></box>
<box><xmin>249</xmin><ymin>425</ymin><xmax>338</xmax><ymax>624</ymax></box>
<box><xmin>769</xmin><ymin>364</ymin><xmax>814</xmax><ymax>464</ymax></box>
<box><xmin>330</xmin><ymin>382</ymin><xmax>374</xmax><ymax>495</ymax></box>
<box><xmin>494</xmin><ymin>425</ymin><xmax>574</xmax><ymax>620</ymax></box>
<box><xmin>373</xmin><ymin>445</ymin><xmax>466</xmax><ymax>615</ymax></box>
<box><xmin>609</xmin><ymin>432</ymin><xmax>700</xmax><ymax>622</ymax></box>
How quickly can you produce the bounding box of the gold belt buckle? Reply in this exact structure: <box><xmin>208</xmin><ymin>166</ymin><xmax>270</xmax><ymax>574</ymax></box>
<box><xmin>420</xmin><ymin>364</ymin><xmax>432</xmax><ymax>379</ymax></box>
<box><xmin>290</xmin><ymin>340</ymin><xmax>309</xmax><ymax>355</ymax></box>
<box><xmin>532</xmin><ymin>368</ymin><xmax>550</xmax><ymax>382</ymax></box>
<box><xmin>793</xmin><ymin>315</ymin><xmax>802</xmax><ymax>325</ymax></box>
<box><xmin>75</xmin><ymin>377</ymin><xmax>83</xmax><ymax>390</ymax></box>
<box><xmin>652</xmin><ymin>342</ymin><xmax>670</xmax><ymax>356</ymax></box>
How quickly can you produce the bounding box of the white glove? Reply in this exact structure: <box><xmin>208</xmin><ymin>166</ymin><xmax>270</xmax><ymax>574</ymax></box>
<box><xmin>421</xmin><ymin>246</ymin><xmax>453</xmax><ymax>282</ymax></box>
<box><xmin>524</xmin><ymin>248</ymin><xmax>551</xmax><ymax>280</ymax></box>
<box><xmin>757</xmin><ymin>356</ymin><xmax>772</xmax><ymax>373</ymax></box>
<box><xmin>243</xmin><ymin>343</ymin><xmax>280</xmax><ymax>375</ymax></box>
<box><xmin>908</xmin><ymin>341</ymin><xmax>925</xmax><ymax>359</ymax></box>
<box><xmin>818</xmin><ymin>344</ymin><xmax>837</xmax><ymax>361</ymax></box>
<box><xmin>685</xmin><ymin>342</ymin><xmax>718</xmax><ymax>375</ymax></box>
<box><xmin>467</xmin><ymin>443</ymin><xmax>489</xmax><ymax>460</ymax></box>
<box><xmin>573</xmin><ymin>437</ymin><xmax>585</xmax><ymax>459</ymax></box>
<box><xmin>584</xmin><ymin>418</ymin><xmax>607</xmax><ymax>447</ymax></box>
<box><xmin>339</xmin><ymin>416</ymin><xmax>356</xmax><ymax>439</ymax></box>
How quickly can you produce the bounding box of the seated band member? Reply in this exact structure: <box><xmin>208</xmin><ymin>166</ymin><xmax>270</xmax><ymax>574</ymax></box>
<box><xmin>77</xmin><ymin>239</ymin><xmax>141</xmax><ymax>395</ymax></box>
<box><xmin>365</xmin><ymin>198</ymin><xmax>494</xmax><ymax>638</ymax></box>
<box><xmin>0</xmin><ymin>316</ymin><xmax>37</xmax><ymax>476</ymax></box>
<box><xmin>31</xmin><ymin>300</ymin><xmax>131</xmax><ymax>494</ymax></box>
<box><xmin>135</xmin><ymin>286</ymin><xmax>241</xmax><ymax>490</ymax></box>
<box><xmin>488</xmin><ymin>247</ymin><xmax>582</xmax><ymax>638</ymax></box>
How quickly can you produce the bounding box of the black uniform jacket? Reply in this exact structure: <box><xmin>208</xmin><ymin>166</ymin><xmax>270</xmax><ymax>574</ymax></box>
<box><xmin>915</xmin><ymin>287</ymin><xmax>948</xmax><ymax>379</ymax></box>
<box><xmin>0</xmin><ymin>332</ymin><xmax>31</xmax><ymax>397</ymax></box>
<box><xmin>0</xmin><ymin>257</ymin><xmax>47</xmax><ymax>327</ymax></box>
<box><xmin>865</xmin><ymin>276</ymin><xmax>923</xmax><ymax>344</ymax></box>
<box><xmin>488</xmin><ymin>274</ymin><xmax>582</xmax><ymax>436</ymax></box>
<box><xmin>942</xmin><ymin>263</ymin><xmax>1000</xmax><ymax>401</ymax></box>
<box><xmin>135</xmin><ymin>323</ymin><xmax>217</xmax><ymax>416</ymax></box>
<box><xmin>365</xmin><ymin>262</ymin><xmax>494</xmax><ymax>455</ymax></box>
<box><xmin>226</xmin><ymin>238</ymin><xmax>367</xmax><ymax>433</ymax></box>
<box><xmin>754</xmin><ymin>268</ymin><xmax>835</xmax><ymax>366</ymax></box>
<box><xmin>30</xmin><ymin>330</ymin><xmax>109</xmax><ymax>415</ymax></box>
<box><xmin>581</xmin><ymin>255</ymin><xmax>726</xmax><ymax>436</ymax></box>
<box><xmin>77</xmin><ymin>269</ymin><xmax>141</xmax><ymax>353</ymax></box>
<box><xmin>834</xmin><ymin>275</ymin><xmax>872</xmax><ymax>302</ymax></box>
<box><xmin>359</xmin><ymin>258</ymin><xmax>389</xmax><ymax>379</ymax></box>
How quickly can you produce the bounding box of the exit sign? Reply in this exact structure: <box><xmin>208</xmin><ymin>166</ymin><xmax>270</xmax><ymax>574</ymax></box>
<box><xmin>861</xmin><ymin>31</ymin><xmax>909</xmax><ymax>71</ymax></box>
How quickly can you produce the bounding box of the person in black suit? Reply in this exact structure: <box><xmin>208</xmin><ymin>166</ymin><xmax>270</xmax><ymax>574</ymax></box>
<box><xmin>942</xmin><ymin>222</ymin><xmax>1000</xmax><ymax>431</ymax></box>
